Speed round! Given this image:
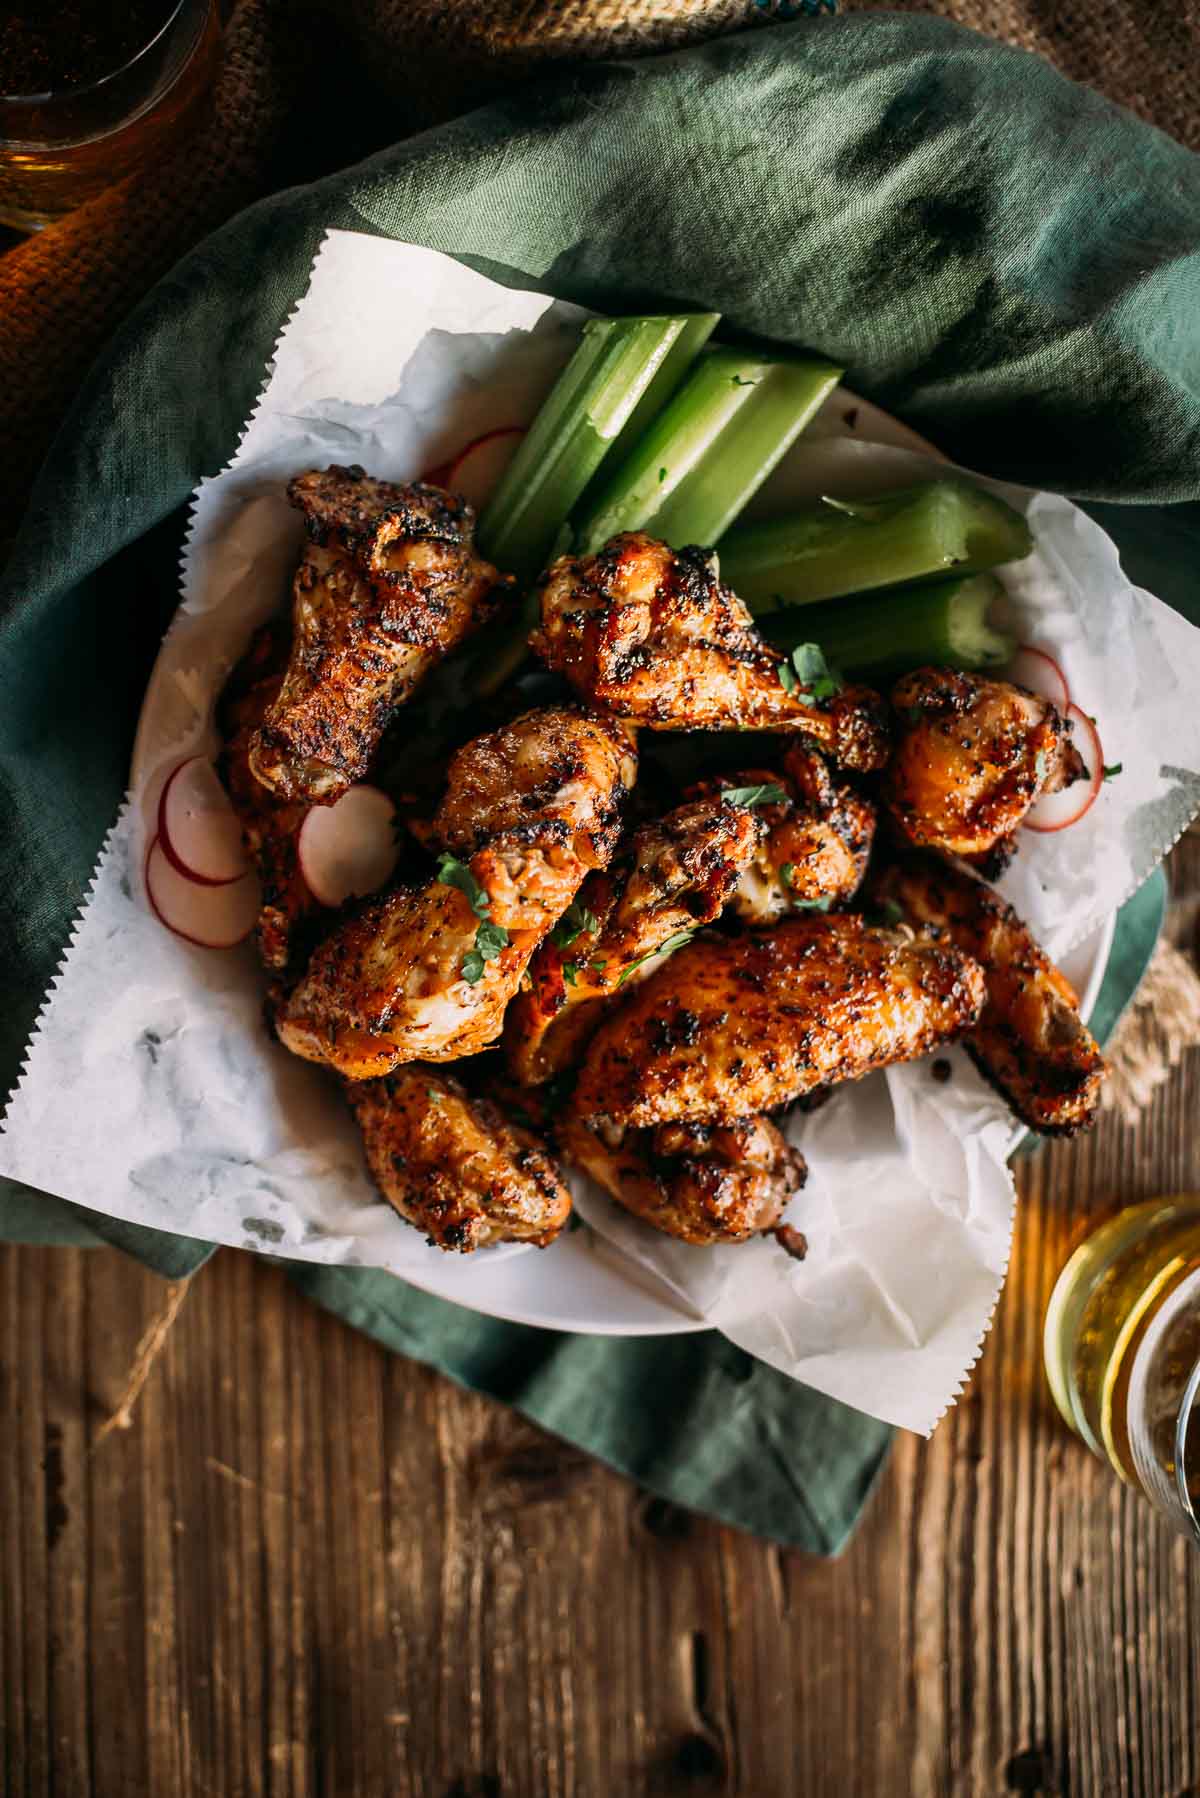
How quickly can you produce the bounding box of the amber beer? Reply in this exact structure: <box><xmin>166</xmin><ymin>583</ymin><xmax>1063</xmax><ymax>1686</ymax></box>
<box><xmin>1045</xmin><ymin>1196</ymin><xmax>1200</xmax><ymax>1538</ymax></box>
<box><xmin>0</xmin><ymin>0</ymin><xmax>219</xmax><ymax>230</ymax></box>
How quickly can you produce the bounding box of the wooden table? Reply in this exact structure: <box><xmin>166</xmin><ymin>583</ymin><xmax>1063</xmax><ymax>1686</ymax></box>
<box><xmin>3</xmin><ymin>829</ymin><xmax>1198</xmax><ymax>1797</ymax></box>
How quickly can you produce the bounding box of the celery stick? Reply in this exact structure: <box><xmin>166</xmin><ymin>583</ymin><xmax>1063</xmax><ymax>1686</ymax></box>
<box><xmin>477</xmin><ymin>314</ymin><xmax>716</xmax><ymax>584</ymax></box>
<box><xmin>572</xmin><ymin>346</ymin><xmax>843</xmax><ymax>555</ymax></box>
<box><xmin>718</xmin><ymin>481</ymin><xmax>1033</xmax><ymax>613</ymax></box>
<box><xmin>574</xmin><ymin>311</ymin><xmax>719</xmax><ymax>513</ymax></box>
<box><xmin>765</xmin><ymin>574</ymin><xmax>1015</xmax><ymax>683</ymax></box>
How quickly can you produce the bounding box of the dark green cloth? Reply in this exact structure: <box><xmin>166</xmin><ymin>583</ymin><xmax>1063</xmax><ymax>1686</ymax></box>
<box><xmin>2</xmin><ymin>15</ymin><xmax>1198</xmax><ymax>1550</ymax></box>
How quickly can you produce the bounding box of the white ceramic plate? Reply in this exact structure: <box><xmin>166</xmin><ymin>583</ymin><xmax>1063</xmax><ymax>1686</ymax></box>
<box><xmin>132</xmin><ymin>390</ymin><xmax>1115</xmax><ymax>1335</ymax></box>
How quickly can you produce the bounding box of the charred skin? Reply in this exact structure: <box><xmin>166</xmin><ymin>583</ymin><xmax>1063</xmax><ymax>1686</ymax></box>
<box><xmin>531</xmin><ymin>532</ymin><xmax>889</xmax><ymax>770</ymax></box>
<box><xmin>871</xmin><ymin>852</ymin><xmax>1107</xmax><ymax>1135</ymax></box>
<box><xmin>686</xmin><ymin>743</ymin><xmax>876</xmax><ymax>924</ymax></box>
<box><xmin>884</xmin><ymin>667</ymin><xmax>1085</xmax><ymax>875</ymax></box>
<box><xmin>272</xmin><ymin>707</ymin><xmax>636</xmax><ymax>1079</ymax></box>
<box><xmin>248</xmin><ymin>466</ymin><xmax>511</xmax><ymax>803</ymax></box>
<box><xmin>348</xmin><ymin>1064</ymin><xmax>572</xmax><ymax>1251</ymax></box>
<box><xmin>217</xmin><ymin>623</ymin><xmax>327</xmax><ymax>975</ymax></box>
<box><xmin>561</xmin><ymin>1111</ymin><xmax>805</xmax><ymax>1245</ymax></box>
<box><xmin>504</xmin><ymin>796</ymin><xmax>763</xmax><ymax>1085</ymax></box>
<box><xmin>571</xmin><ymin>913</ymin><xmax>987</xmax><ymax>1128</ymax></box>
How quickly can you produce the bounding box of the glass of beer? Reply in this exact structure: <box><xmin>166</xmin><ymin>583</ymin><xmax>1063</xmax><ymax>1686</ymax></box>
<box><xmin>1044</xmin><ymin>1196</ymin><xmax>1200</xmax><ymax>1540</ymax></box>
<box><xmin>0</xmin><ymin>0</ymin><xmax>220</xmax><ymax>231</ymax></box>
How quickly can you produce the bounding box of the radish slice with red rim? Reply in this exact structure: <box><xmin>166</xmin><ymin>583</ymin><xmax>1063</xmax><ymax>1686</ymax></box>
<box><xmin>297</xmin><ymin>784</ymin><xmax>399</xmax><ymax>907</ymax></box>
<box><xmin>158</xmin><ymin>755</ymin><xmax>247</xmax><ymax>886</ymax></box>
<box><xmin>1007</xmin><ymin>644</ymin><xmax>1070</xmax><ymax>711</ymax></box>
<box><xmin>145</xmin><ymin>838</ymin><xmax>261</xmax><ymax>947</ymax></box>
<box><xmin>1024</xmin><ymin>704</ymin><xmax>1104</xmax><ymax>833</ymax></box>
<box><xmin>447</xmin><ymin>427</ymin><xmax>525</xmax><ymax>510</ymax></box>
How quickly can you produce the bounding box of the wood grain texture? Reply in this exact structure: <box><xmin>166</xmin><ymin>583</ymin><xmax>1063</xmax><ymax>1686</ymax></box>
<box><xmin>2</xmin><ymin>831</ymin><xmax>1199</xmax><ymax>1798</ymax></box>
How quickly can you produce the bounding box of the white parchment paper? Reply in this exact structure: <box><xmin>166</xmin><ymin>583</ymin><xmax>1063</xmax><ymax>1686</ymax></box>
<box><xmin>4</xmin><ymin>231</ymin><xmax>1200</xmax><ymax>1433</ymax></box>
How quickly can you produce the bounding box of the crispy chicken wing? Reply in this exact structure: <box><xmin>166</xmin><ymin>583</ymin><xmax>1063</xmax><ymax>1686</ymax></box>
<box><xmin>531</xmin><ymin>533</ymin><xmax>889</xmax><ymax>769</ymax></box>
<box><xmin>249</xmin><ymin>466</ymin><xmax>510</xmax><ymax>803</ymax></box>
<box><xmin>348</xmin><ymin>1065</ymin><xmax>572</xmax><ymax>1250</ymax></box>
<box><xmin>871</xmin><ymin>853</ymin><xmax>1107</xmax><ymax>1135</ymax></box>
<box><xmin>571</xmin><ymin>914</ymin><xmax>986</xmax><ymax>1127</ymax></box>
<box><xmin>218</xmin><ymin>624</ymin><xmax>326</xmax><ymax>974</ymax></box>
<box><xmin>504</xmin><ymin>796</ymin><xmax>763</xmax><ymax>1085</ymax></box>
<box><xmin>431</xmin><ymin>704</ymin><xmax>637</xmax><ymax>931</ymax></box>
<box><xmin>687</xmin><ymin>745</ymin><xmax>875</xmax><ymax>924</ymax></box>
<box><xmin>884</xmin><ymin>667</ymin><xmax>1085</xmax><ymax>875</ymax></box>
<box><xmin>274</xmin><ymin>707</ymin><xmax>635</xmax><ymax>1078</ymax></box>
<box><xmin>561</xmin><ymin>1111</ymin><xmax>805</xmax><ymax>1245</ymax></box>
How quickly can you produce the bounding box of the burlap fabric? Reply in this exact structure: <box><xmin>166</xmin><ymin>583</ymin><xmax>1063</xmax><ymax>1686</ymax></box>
<box><xmin>2</xmin><ymin>0</ymin><xmax>1198</xmax><ymax>552</ymax></box>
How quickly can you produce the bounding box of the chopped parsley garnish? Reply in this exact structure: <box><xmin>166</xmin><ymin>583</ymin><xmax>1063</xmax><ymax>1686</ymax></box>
<box><xmin>721</xmin><ymin>781</ymin><xmax>787</xmax><ymax>809</ymax></box>
<box><xmin>863</xmin><ymin>898</ymin><xmax>905</xmax><ymax>927</ymax></box>
<box><xmin>778</xmin><ymin>641</ymin><xmax>843</xmax><ymax>702</ymax></box>
<box><xmin>436</xmin><ymin>852</ymin><xmax>510</xmax><ymax>983</ymax></box>
<box><xmin>616</xmin><ymin>928</ymin><xmax>696</xmax><ymax>987</ymax></box>
<box><xmin>562</xmin><ymin>961</ymin><xmax>579</xmax><ymax>987</ymax></box>
<box><xmin>551</xmin><ymin>899</ymin><xmax>599</xmax><ymax>950</ymax></box>
<box><xmin>658</xmin><ymin>466</ymin><xmax>668</xmax><ymax>483</ymax></box>
<box><xmin>780</xmin><ymin>862</ymin><xmax>796</xmax><ymax>889</ymax></box>
<box><xmin>426</xmin><ymin>1088</ymin><xmax>442</xmax><ymax>1102</ymax></box>
<box><xmin>1103</xmin><ymin>762</ymin><xmax>1123</xmax><ymax>781</ymax></box>
<box><xmin>793</xmin><ymin>894</ymin><xmax>834</xmax><ymax>913</ymax></box>
<box><xmin>731</xmin><ymin>375</ymin><xmax>758</xmax><ymax>387</ymax></box>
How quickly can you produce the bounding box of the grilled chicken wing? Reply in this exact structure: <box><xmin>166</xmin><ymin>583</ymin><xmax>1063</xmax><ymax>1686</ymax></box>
<box><xmin>274</xmin><ymin>707</ymin><xmax>635</xmax><ymax>1077</ymax></box>
<box><xmin>571</xmin><ymin>914</ymin><xmax>986</xmax><ymax>1127</ymax></box>
<box><xmin>348</xmin><ymin>1065</ymin><xmax>572</xmax><ymax>1250</ymax></box>
<box><xmin>531</xmin><ymin>532</ymin><xmax>889</xmax><ymax>769</ymax></box>
<box><xmin>884</xmin><ymin>667</ymin><xmax>1085</xmax><ymax>875</ymax></box>
<box><xmin>561</xmin><ymin>1111</ymin><xmax>805</xmax><ymax>1245</ymax></box>
<box><xmin>431</xmin><ymin>705</ymin><xmax>637</xmax><ymax>932</ymax></box>
<box><xmin>687</xmin><ymin>745</ymin><xmax>875</xmax><ymax>924</ymax></box>
<box><xmin>504</xmin><ymin>796</ymin><xmax>763</xmax><ymax>1085</ymax></box>
<box><xmin>218</xmin><ymin>624</ymin><xmax>326</xmax><ymax>974</ymax></box>
<box><xmin>871</xmin><ymin>853</ymin><xmax>1107</xmax><ymax>1134</ymax></box>
<box><xmin>249</xmin><ymin>466</ymin><xmax>510</xmax><ymax>803</ymax></box>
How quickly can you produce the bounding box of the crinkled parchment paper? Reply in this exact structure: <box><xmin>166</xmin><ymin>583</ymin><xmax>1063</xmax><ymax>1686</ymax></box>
<box><xmin>4</xmin><ymin>232</ymin><xmax>1200</xmax><ymax>1432</ymax></box>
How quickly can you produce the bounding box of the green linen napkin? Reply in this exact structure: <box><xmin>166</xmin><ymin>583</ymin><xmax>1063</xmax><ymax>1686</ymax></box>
<box><xmin>2</xmin><ymin>15</ymin><xmax>1198</xmax><ymax>1549</ymax></box>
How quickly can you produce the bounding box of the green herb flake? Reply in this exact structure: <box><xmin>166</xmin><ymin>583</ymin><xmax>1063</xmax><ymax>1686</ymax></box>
<box><xmin>658</xmin><ymin>466</ymin><xmax>668</xmax><ymax>484</ymax></box>
<box><xmin>562</xmin><ymin>961</ymin><xmax>579</xmax><ymax>987</ymax></box>
<box><xmin>731</xmin><ymin>375</ymin><xmax>758</xmax><ymax>387</ymax></box>
<box><xmin>794</xmin><ymin>895</ymin><xmax>834</xmax><ymax>913</ymax></box>
<box><xmin>551</xmin><ymin>900</ymin><xmax>599</xmax><ymax>950</ymax></box>
<box><xmin>721</xmin><ymin>781</ymin><xmax>788</xmax><ymax>809</ymax></box>
<box><xmin>474</xmin><ymin>920</ymin><xmax>509</xmax><ymax>959</ymax></box>
<box><xmin>435</xmin><ymin>851</ymin><xmax>490</xmax><ymax>920</ymax></box>
<box><xmin>426</xmin><ymin>1088</ymin><xmax>442</xmax><ymax>1102</ymax></box>
<box><xmin>780</xmin><ymin>862</ymin><xmax>796</xmax><ymax>890</ymax></box>
<box><xmin>778</xmin><ymin>661</ymin><xmax>797</xmax><ymax>694</ymax></box>
<box><xmin>1103</xmin><ymin>762</ymin><xmax>1123</xmax><ymax>781</ymax></box>
<box><xmin>616</xmin><ymin>929</ymin><xmax>697</xmax><ymax>988</ymax></box>
<box><xmin>787</xmin><ymin>642</ymin><xmax>844</xmax><ymax>702</ymax></box>
<box><xmin>461</xmin><ymin>949</ymin><xmax>486</xmax><ymax>985</ymax></box>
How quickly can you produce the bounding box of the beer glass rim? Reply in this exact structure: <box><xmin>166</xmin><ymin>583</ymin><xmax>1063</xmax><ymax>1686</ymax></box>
<box><xmin>1</xmin><ymin>0</ymin><xmax>192</xmax><ymax>109</ymax></box>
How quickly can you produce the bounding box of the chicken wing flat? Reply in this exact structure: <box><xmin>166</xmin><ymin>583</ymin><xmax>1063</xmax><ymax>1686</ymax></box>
<box><xmin>274</xmin><ymin>707</ymin><xmax>636</xmax><ymax>1078</ymax></box>
<box><xmin>348</xmin><ymin>1065</ymin><xmax>572</xmax><ymax>1250</ymax></box>
<box><xmin>561</xmin><ymin>1111</ymin><xmax>805</xmax><ymax>1245</ymax></box>
<box><xmin>249</xmin><ymin>466</ymin><xmax>510</xmax><ymax>803</ymax></box>
<box><xmin>871</xmin><ymin>853</ymin><xmax>1107</xmax><ymax>1134</ymax></box>
<box><xmin>217</xmin><ymin>624</ymin><xmax>328</xmax><ymax>974</ymax></box>
<box><xmin>571</xmin><ymin>914</ymin><xmax>986</xmax><ymax>1127</ymax></box>
<box><xmin>884</xmin><ymin>667</ymin><xmax>1085</xmax><ymax>875</ymax></box>
<box><xmin>531</xmin><ymin>532</ymin><xmax>889</xmax><ymax>769</ymax></box>
<box><xmin>687</xmin><ymin>744</ymin><xmax>875</xmax><ymax>924</ymax></box>
<box><xmin>504</xmin><ymin>796</ymin><xmax>763</xmax><ymax>1085</ymax></box>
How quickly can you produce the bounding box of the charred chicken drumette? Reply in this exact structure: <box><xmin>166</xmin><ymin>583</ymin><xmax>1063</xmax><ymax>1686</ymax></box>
<box><xmin>531</xmin><ymin>532</ymin><xmax>889</xmax><ymax>770</ymax></box>
<box><xmin>687</xmin><ymin>744</ymin><xmax>876</xmax><ymax>924</ymax></box>
<box><xmin>870</xmin><ymin>853</ymin><xmax>1107</xmax><ymax>1135</ymax></box>
<box><xmin>504</xmin><ymin>795</ymin><xmax>763</xmax><ymax>1085</ymax></box>
<box><xmin>273</xmin><ymin>707</ymin><xmax>636</xmax><ymax>1078</ymax></box>
<box><xmin>884</xmin><ymin>667</ymin><xmax>1084</xmax><ymax>876</ymax></box>
<box><xmin>249</xmin><ymin>466</ymin><xmax>510</xmax><ymax>803</ymax></box>
<box><xmin>561</xmin><ymin>1111</ymin><xmax>806</xmax><ymax>1246</ymax></box>
<box><xmin>570</xmin><ymin>913</ymin><xmax>986</xmax><ymax>1128</ymax></box>
<box><xmin>348</xmin><ymin>1065</ymin><xmax>572</xmax><ymax>1250</ymax></box>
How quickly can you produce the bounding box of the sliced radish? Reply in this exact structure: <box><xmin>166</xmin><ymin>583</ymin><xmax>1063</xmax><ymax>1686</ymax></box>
<box><xmin>1007</xmin><ymin>644</ymin><xmax>1070</xmax><ymax>711</ymax></box>
<box><xmin>446</xmin><ymin>427</ymin><xmax>525</xmax><ymax>509</ymax></box>
<box><xmin>157</xmin><ymin>755</ymin><xmax>247</xmax><ymax>886</ymax></box>
<box><xmin>145</xmin><ymin>837</ymin><xmax>260</xmax><ymax>947</ymax></box>
<box><xmin>1024</xmin><ymin>704</ymin><xmax>1104</xmax><ymax>833</ymax></box>
<box><xmin>297</xmin><ymin>784</ymin><xmax>399</xmax><ymax>907</ymax></box>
